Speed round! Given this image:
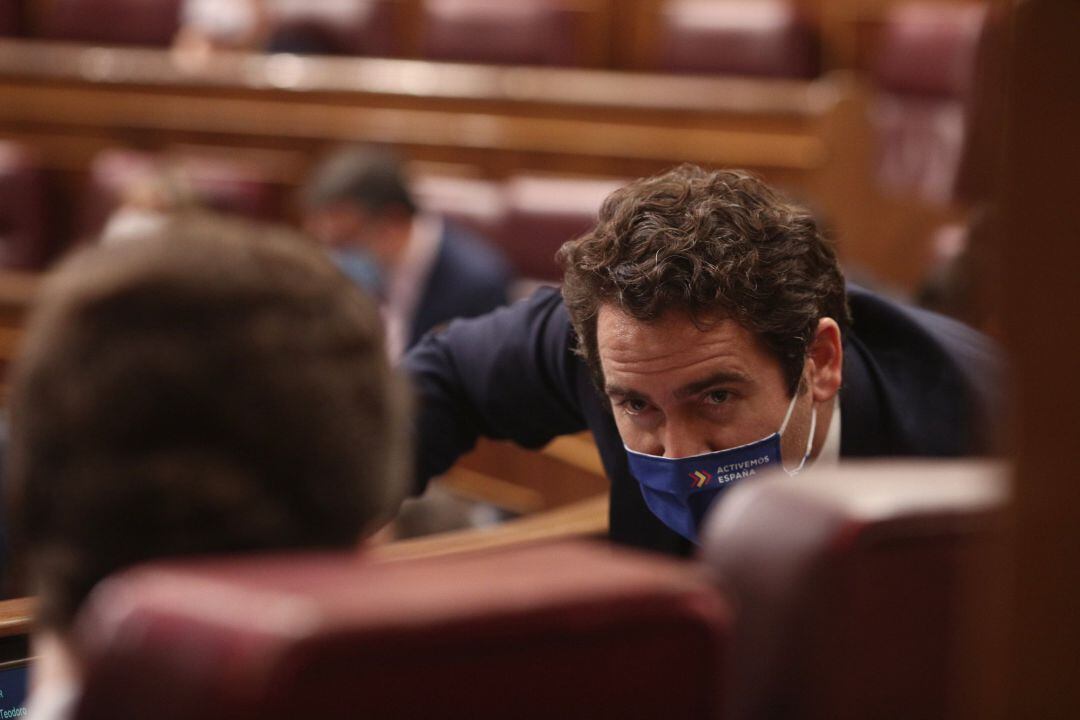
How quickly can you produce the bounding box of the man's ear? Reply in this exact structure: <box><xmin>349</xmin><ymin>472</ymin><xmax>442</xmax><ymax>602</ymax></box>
<box><xmin>808</xmin><ymin>318</ymin><xmax>843</xmax><ymax>403</ymax></box>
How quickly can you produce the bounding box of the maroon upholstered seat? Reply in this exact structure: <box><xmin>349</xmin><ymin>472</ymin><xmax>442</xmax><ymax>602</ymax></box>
<box><xmin>264</xmin><ymin>0</ymin><xmax>401</xmax><ymax>56</ymax></box>
<box><xmin>654</xmin><ymin>0</ymin><xmax>819</xmax><ymax>78</ymax></box>
<box><xmin>419</xmin><ymin>0</ymin><xmax>591</xmax><ymax>67</ymax></box>
<box><xmin>39</xmin><ymin>0</ymin><xmax>183</xmax><ymax>46</ymax></box>
<box><xmin>871</xmin><ymin>3</ymin><xmax>987</xmax><ymax>203</ymax></box>
<box><xmin>78</xmin><ymin>148</ymin><xmax>159</xmax><ymax>243</ymax></box>
<box><xmin>81</xmin><ymin>148</ymin><xmax>282</xmax><ymax>242</ymax></box>
<box><xmin>169</xmin><ymin>153</ymin><xmax>282</xmax><ymax>220</ymax></box>
<box><xmin>74</xmin><ymin>541</ymin><xmax>730</xmax><ymax>720</ymax></box>
<box><xmin>413</xmin><ymin>174</ymin><xmax>506</xmax><ymax>243</ymax></box>
<box><xmin>0</xmin><ymin>0</ymin><xmax>19</xmax><ymax>36</ymax></box>
<box><xmin>0</xmin><ymin>142</ymin><xmax>49</xmax><ymax>270</ymax></box>
<box><xmin>500</xmin><ymin>175</ymin><xmax>623</xmax><ymax>281</ymax></box>
<box><xmin>874</xmin><ymin>3</ymin><xmax>986</xmax><ymax>98</ymax></box>
<box><xmin>701</xmin><ymin>461</ymin><xmax>1009</xmax><ymax>720</ymax></box>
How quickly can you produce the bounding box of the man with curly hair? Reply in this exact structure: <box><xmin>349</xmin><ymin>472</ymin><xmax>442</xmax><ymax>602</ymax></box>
<box><xmin>404</xmin><ymin>165</ymin><xmax>1000</xmax><ymax>555</ymax></box>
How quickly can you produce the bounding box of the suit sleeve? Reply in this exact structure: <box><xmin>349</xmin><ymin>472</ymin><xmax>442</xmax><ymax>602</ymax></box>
<box><xmin>401</xmin><ymin>287</ymin><xmax>589</xmax><ymax>493</ymax></box>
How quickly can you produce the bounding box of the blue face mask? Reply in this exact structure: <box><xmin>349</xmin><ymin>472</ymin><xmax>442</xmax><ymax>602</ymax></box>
<box><xmin>331</xmin><ymin>247</ymin><xmax>383</xmax><ymax>298</ymax></box>
<box><xmin>625</xmin><ymin>389</ymin><xmax>817</xmax><ymax>544</ymax></box>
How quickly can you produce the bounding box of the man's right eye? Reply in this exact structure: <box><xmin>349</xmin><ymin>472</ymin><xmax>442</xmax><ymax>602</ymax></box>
<box><xmin>620</xmin><ymin>398</ymin><xmax>651</xmax><ymax>415</ymax></box>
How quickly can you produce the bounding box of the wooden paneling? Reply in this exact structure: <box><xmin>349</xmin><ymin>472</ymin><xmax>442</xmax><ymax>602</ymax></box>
<box><xmin>0</xmin><ymin>40</ymin><xmax>934</xmax><ymax>287</ymax></box>
<box><xmin>999</xmin><ymin>1</ymin><xmax>1080</xmax><ymax>717</ymax></box>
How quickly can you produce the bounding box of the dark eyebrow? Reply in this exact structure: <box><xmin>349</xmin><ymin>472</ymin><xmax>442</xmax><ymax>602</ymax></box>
<box><xmin>604</xmin><ymin>370</ymin><xmax>749</xmax><ymax>403</ymax></box>
<box><xmin>604</xmin><ymin>384</ymin><xmax>651</xmax><ymax>402</ymax></box>
<box><xmin>673</xmin><ymin>371</ymin><xmax>751</xmax><ymax>400</ymax></box>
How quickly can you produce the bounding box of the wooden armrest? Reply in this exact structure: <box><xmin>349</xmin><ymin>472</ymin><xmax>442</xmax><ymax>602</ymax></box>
<box><xmin>0</xmin><ymin>597</ymin><xmax>34</xmax><ymax>638</ymax></box>
<box><xmin>372</xmin><ymin>493</ymin><xmax>609</xmax><ymax>562</ymax></box>
<box><xmin>540</xmin><ymin>432</ymin><xmax>605</xmax><ymax>476</ymax></box>
<box><xmin>452</xmin><ymin>434</ymin><xmax>607</xmax><ymax>511</ymax></box>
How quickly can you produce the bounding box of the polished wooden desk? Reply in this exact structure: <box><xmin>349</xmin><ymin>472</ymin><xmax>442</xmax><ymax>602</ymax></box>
<box><xmin>0</xmin><ymin>598</ymin><xmax>33</xmax><ymax>640</ymax></box>
<box><xmin>0</xmin><ymin>40</ymin><xmax>837</xmax><ymax>169</ymax></box>
<box><xmin>0</xmin><ymin>39</ymin><xmax>937</xmax><ymax>287</ymax></box>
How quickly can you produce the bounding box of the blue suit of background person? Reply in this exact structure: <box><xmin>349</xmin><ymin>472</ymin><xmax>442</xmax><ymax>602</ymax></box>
<box><xmin>407</xmin><ymin>221</ymin><xmax>512</xmax><ymax>351</ymax></box>
<box><xmin>402</xmin><ymin>285</ymin><xmax>1004</xmax><ymax>556</ymax></box>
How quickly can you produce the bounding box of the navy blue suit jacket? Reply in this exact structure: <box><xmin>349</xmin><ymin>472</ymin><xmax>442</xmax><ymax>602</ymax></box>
<box><xmin>407</xmin><ymin>222</ymin><xmax>512</xmax><ymax>350</ymax></box>
<box><xmin>403</xmin><ymin>286</ymin><xmax>1003</xmax><ymax>555</ymax></box>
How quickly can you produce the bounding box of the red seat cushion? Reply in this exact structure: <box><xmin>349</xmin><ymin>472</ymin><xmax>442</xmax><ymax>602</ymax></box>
<box><xmin>655</xmin><ymin>0</ymin><xmax>819</xmax><ymax>78</ymax></box>
<box><xmin>873</xmin><ymin>2</ymin><xmax>987</xmax><ymax>98</ymax></box>
<box><xmin>74</xmin><ymin>541</ymin><xmax>730</xmax><ymax>720</ymax></box>
<box><xmin>0</xmin><ymin>142</ymin><xmax>49</xmax><ymax>270</ymax></box>
<box><xmin>420</xmin><ymin>0</ymin><xmax>590</xmax><ymax>67</ymax></box>
<box><xmin>872</xmin><ymin>95</ymin><xmax>967</xmax><ymax>203</ymax></box>
<box><xmin>870</xmin><ymin>3</ymin><xmax>987</xmax><ymax>203</ymax></box>
<box><xmin>0</xmin><ymin>0</ymin><xmax>19</xmax><ymax>36</ymax></box>
<box><xmin>81</xmin><ymin>148</ymin><xmax>282</xmax><ymax>242</ymax></box>
<box><xmin>39</xmin><ymin>0</ymin><xmax>183</xmax><ymax>47</ymax></box>
<box><xmin>413</xmin><ymin>174</ymin><xmax>507</xmax><ymax>243</ymax></box>
<box><xmin>701</xmin><ymin>461</ymin><xmax>1008</xmax><ymax>720</ymax></box>
<box><xmin>500</xmin><ymin>175</ymin><xmax>624</xmax><ymax>281</ymax></box>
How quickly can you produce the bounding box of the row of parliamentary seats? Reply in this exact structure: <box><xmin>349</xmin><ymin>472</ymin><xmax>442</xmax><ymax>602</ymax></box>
<box><xmin>871</xmin><ymin>1</ymin><xmax>986</xmax><ymax>205</ymax></box>
<box><xmin>88</xmin><ymin>147</ymin><xmax>626</xmax><ymax>287</ymax></box>
<box><xmin>0</xmin><ymin>143</ymin><xmax>285</xmax><ymax>271</ymax></box>
<box><xmin>867</xmin><ymin>2</ymin><xmax>992</xmax><ymax>325</ymax></box>
<box><xmin>0</xmin><ymin>142</ymin><xmax>623</xmax><ymax>286</ymax></box>
<box><xmin>0</xmin><ymin>0</ymin><xmax>822</xmax><ymax>77</ymax></box>
<box><xmin>0</xmin><ymin>3</ymin><xmax>993</xmax><ymax>323</ymax></box>
<box><xmin>0</xmin><ymin>4</ymin><xmax>991</xmax><ymax>201</ymax></box>
<box><xmin>65</xmin><ymin>462</ymin><xmax>1005</xmax><ymax>719</ymax></box>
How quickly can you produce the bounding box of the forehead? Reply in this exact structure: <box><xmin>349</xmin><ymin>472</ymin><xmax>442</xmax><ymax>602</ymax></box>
<box><xmin>596</xmin><ymin>303</ymin><xmax>780</xmax><ymax>392</ymax></box>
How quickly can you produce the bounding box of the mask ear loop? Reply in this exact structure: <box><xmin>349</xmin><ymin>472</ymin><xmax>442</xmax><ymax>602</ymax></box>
<box><xmin>778</xmin><ymin>390</ymin><xmax>817</xmax><ymax>476</ymax></box>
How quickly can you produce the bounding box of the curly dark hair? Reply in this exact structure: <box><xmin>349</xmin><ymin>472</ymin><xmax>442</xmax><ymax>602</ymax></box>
<box><xmin>558</xmin><ymin>165</ymin><xmax>851</xmax><ymax>394</ymax></box>
<box><xmin>7</xmin><ymin>214</ymin><xmax>409</xmax><ymax>631</ymax></box>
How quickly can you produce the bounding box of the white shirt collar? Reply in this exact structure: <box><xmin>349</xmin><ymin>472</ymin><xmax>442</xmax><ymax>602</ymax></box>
<box><xmin>382</xmin><ymin>214</ymin><xmax>443</xmax><ymax>361</ymax></box>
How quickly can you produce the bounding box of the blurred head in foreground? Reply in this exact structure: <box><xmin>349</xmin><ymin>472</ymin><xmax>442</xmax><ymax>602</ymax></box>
<box><xmin>6</xmin><ymin>214</ymin><xmax>408</xmax><ymax>634</ymax></box>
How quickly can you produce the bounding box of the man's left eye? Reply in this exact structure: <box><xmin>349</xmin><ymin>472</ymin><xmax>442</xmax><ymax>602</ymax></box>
<box><xmin>704</xmin><ymin>390</ymin><xmax>730</xmax><ymax>405</ymax></box>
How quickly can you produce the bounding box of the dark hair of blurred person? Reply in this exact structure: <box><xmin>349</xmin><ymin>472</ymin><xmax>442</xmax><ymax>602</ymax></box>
<box><xmin>6</xmin><ymin>214</ymin><xmax>408</xmax><ymax>643</ymax></box>
<box><xmin>303</xmin><ymin>146</ymin><xmax>511</xmax><ymax>359</ymax></box>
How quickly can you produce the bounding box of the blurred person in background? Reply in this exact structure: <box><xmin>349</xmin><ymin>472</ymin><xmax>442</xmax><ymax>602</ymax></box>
<box><xmin>5</xmin><ymin>215</ymin><xmax>408</xmax><ymax>720</ymax></box>
<box><xmin>97</xmin><ymin>166</ymin><xmax>197</xmax><ymax>246</ymax></box>
<box><xmin>304</xmin><ymin>147</ymin><xmax>512</xmax><ymax>359</ymax></box>
<box><xmin>174</xmin><ymin>0</ymin><xmax>267</xmax><ymax>59</ymax></box>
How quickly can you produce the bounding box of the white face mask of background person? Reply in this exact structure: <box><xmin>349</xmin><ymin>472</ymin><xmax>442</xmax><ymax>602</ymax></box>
<box><xmin>182</xmin><ymin>0</ymin><xmax>258</xmax><ymax>43</ymax></box>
